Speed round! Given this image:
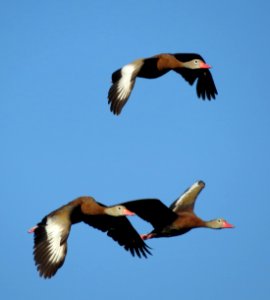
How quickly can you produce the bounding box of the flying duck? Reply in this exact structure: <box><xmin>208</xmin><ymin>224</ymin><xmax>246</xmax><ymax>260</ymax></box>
<box><xmin>108</xmin><ymin>53</ymin><xmax>218</xmax><ymax>115</ymax></box>
<box><xmin>28</xmin><ymin>196</ymin><xmax>151</xmax><ymax>278</ymax></box>
<box><xmin>122</xmin><ymin>181</ymin><xmax>233</xmax><ymax>239</ymax></box>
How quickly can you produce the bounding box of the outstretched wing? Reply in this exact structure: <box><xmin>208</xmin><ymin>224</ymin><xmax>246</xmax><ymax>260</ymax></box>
<box><xmin>122</xmin><ymin>199</ymin><xmax>178</xmax><ymax>230</ymax></box>
<box><xmin>32</xmin><ymin>216</ymin><xmax>70</xmax><ymax>279</ymax></box>
<box><xmin>169</xmin><ymin>181</ymin><xmax>205</xmax><ymax>213</ymax></box>
<box><xmin>82</xmin><ymin>214</ymin><xmax>151</xmax><ymax>258</ymax></box>
<box><xmin>174</xmin><ymin>68</ymin><xmax>218</xmax><ymax>100</ymax></box>
<box><xmin>108</xmin><ymin>64</ymin><xmax>138</xmax><ymax>115</ymax></box>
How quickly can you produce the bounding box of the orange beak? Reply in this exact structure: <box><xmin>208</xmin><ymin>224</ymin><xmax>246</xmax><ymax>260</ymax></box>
<box><xmin>200</xmin><ymin>62</ymin><xmax>211</xmax><ymax>69</ymax></box>
<box><xmin>223</xmin><ymin>221</ymin><xmax>234</xmax><ymax>228</ymax></box>
<box><xmin>124</xmin><ymin>209</ymin><xmax>135</xmax><ymax>216</ymax></box>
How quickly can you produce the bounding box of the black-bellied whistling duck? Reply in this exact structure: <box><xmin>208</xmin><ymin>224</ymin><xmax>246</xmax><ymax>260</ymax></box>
<box><xmin>28</xmin><ymin>196</ymin><xmax>151</xmax><ymax>278</ymax></box>
<box><xmin>108</xmin><ymin>53</ymin><xmax>218</xmax><ymax>115</ymax></box>
<box><xmin>122</xmin><ymin>181</ymin><xmax>234</xmax><ymax>240</ymax></box>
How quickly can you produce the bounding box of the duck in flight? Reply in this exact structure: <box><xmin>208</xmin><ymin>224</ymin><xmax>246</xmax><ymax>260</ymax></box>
<box><xmin>122</xmin><ymin>180</ymin><xmax>233</xmax><ymax>240</ymax></box>
<box><xmin>28</xmin><ymin>196</ymin><xmax>151</xmax><ymax>278</ymax></box>
<box><xmin>108</xmin><ymin>53</ymin><xmax>218</xmax><ymax>115</ymax></box>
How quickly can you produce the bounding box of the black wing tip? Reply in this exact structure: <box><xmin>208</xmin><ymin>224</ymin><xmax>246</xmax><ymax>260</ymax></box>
<box><xmin>196</xmin><ymin>70</ymin><xmax>218</xmax><ymax>101</ymax></box>
<box><xmin>198</xmin><ymin>89</ymin><xmax>218</xmax><ymax>101</ymax></box>
<box><xmin>37</xmin><ymin>265</ymin><xmax>59</xmax><ymax>279</ymax></box>
<box><xmin>110</xmin><ymin>104</ymin><xmax>122</xmax><ymax>115</ymax></box>
<box><xmin>143</xmin><ymin>244</ymin><xmax>153</xmax><ymax>258</ymax></box>
<box><xmin>108</xmin><ymin>83</ymin><xmax>123</xmax><ymax>115</ymax></box>
<box><xmin>34</xmin><ymin>245</ymin><xmax>66</xmax><ymax>279</ymax></box>
<box><xmin>121</xmin><ymin>233</ymin><xmax>152</xmax><ymax>259</ymax></box>
<box><xmin>109</xmin><ymin>68</ymin><xmax>125</xmax><ymax>115</ymax></box>
<box><xmin>126</xmin><ymin>243</ymin><xmax>152</xmax><ymax>259</ymax></box>
<box><xmin>109</xmin><ymin>102</ymin><xmax>122</xmax><ymax>115</ymax></box>
<box><xmin>199</xmin><ymin>93</ymin><xmax>216</xmax><ymax>101</ymax></box>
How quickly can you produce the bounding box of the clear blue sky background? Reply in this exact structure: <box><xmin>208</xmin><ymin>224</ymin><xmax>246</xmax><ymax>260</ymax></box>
<box><xmin>1</xmin><ymin>1</ymin><xmax>269</xmax><ymax>299</ymax></box>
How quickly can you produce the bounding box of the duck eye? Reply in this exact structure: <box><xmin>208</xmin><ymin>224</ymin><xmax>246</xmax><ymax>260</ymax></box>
<box><xmin>194</xmin><ymin>60</ymin><xmax>198</xmax><ymax>64</ymax></box>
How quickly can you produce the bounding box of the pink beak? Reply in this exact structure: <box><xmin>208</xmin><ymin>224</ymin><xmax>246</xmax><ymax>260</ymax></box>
<box><xmin>200</xmin><ymin>62</ymin><xmax>211</xmax><ymax>69</ymax></box>
<box><xmin>124</xmin><ymin>209</ymin><xmax>135</xmax><ymax>216</ymax></box>
<box><xmin>27</xmin><ymin>225</ymin><xmax>37</xmax><ymax>233</ymax></box>
<box><xmin>223</xmin><ymin>221</ymin><xmax>234</xmax><ymax>228</ymax></box>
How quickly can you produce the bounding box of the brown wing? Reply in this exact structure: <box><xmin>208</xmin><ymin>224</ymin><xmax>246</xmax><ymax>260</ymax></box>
<box><xmin>169</xmin><ymin>181</ymin><xmax>205</xmax><ymax>213</ymax></box>
<box><xmin>82</xmin><ymin>214</ymin><xmax>151</xmax><ymax>258</ymax></box>
<box><xmin>122</xmin><ymin>199</ymin><xmax>178</xmax><ymax>230</ymax></box>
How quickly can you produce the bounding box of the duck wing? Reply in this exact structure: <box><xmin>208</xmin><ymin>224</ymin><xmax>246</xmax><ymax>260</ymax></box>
<box><xmin>169</xmin><ymin>181</ymin><xmax>205</xmax><ymax>213</ymax></box>
<box><xmin>122</xmin><ymin>199</ymin><xmax>178</xmax><ymax>230</ymax></box>
<box><xmin>175</xmin><ymin>67</ymin><xmax>217</xmax><ymax>100</ymax></box>
<box><xmin>32</xmin><ymin>214</ymin><xmax>71</xmax><ymax>279</ymax></box>
<box><xmin>82</xmin><ymin>214</ymin><xmax>151</xmax><ymax>258</ymax></box>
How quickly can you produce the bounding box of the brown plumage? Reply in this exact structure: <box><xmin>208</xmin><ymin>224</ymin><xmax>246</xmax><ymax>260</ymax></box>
<box><xmin>108</xmin><ymin>53</ymin><xmax>218</xmax><ymax>115</ymax></box>
<box><xmin>122</xmin><ymin>181</ymin><xmax>234</xmax><ymax>239</ymax></box>
<box><xmin>28</xmin><ymin>196</ymin><xmax>151</xmax><ymax>278</ymax></box>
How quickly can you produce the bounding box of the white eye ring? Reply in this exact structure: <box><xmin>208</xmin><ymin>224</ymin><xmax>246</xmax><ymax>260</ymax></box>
<box><xmin>194</xmin><ymin>60</ymin><xmax>198</xmax><ymax>64</ymax></box>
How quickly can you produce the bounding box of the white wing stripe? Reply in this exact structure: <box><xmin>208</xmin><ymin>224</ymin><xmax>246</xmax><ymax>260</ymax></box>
<box><xmin>172</xmin><ymin>181</ymin><xmax>202</xmax><ymax>212</ymax></box>
<box><xmin>116</xmin><ymin>64</ymin><xmax>136</xmax><ymax>101</ymax></box>
<box><xmin>46</xmin><ymin>218</ymin><xmax>66</xmax><ymax>264</ymax></box>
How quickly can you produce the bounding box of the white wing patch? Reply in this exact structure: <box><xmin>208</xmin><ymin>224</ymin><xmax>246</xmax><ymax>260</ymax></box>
<box><xmin>116</xmin><ymin>64</ymin><xmax>137</xmax><ymax>102</ymax></box>
<box><xmin>172</xmin><ymin>181</ymin><xmax>203</xmax><ymax>212</ymax></box>
<box><xmin>45</xmin><ymin>218</ymin><xmax>67</xmax><ymax>264</ymax></box>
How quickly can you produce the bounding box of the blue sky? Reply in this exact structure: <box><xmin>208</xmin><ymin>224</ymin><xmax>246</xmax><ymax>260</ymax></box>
<box><xmin>1</xmin><ymin>0</ymin><xmax>270</xmax><ymax>299</ymax></box>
